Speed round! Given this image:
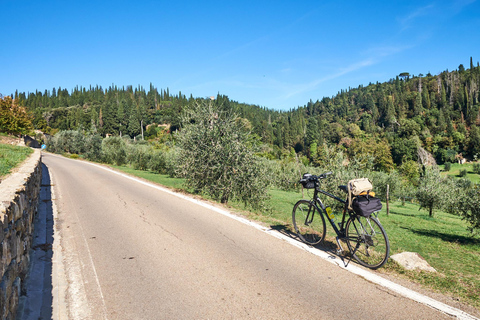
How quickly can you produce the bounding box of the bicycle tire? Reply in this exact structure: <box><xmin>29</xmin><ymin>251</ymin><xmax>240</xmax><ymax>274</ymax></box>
<box><xmin>345</xmin><ymin>215</ymin><xmax>389</xmax><ymax>269</ymax></box>
<box><xmin>292</xmin><ymin>200</ymin><xmax>326</xmax><ymax>245</ymax></box>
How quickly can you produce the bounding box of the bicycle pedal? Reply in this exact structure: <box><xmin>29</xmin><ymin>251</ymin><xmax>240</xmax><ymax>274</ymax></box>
<box><xmin>336</xmin><ymin>248</ymin><xmax>344</xmax><ymax>255</ymax></box>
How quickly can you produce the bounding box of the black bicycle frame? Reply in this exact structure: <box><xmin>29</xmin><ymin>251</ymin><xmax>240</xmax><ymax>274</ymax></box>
<box><xmin>312</xmin><ymin>186</ymin><xmax>350</xmax><ymax>237</ymax></box>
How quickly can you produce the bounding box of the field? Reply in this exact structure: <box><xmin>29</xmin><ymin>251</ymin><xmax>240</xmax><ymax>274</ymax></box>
<box><xmin>0</xmin><ymin>142</ymin><xmax>33</xmax><ymax>179</ymax></box>
<box><xmin>440</xmin><ymin>162</ymin><xmax>480</xmax><ymax>183</ymax></box>
<box><xmin>111</xmin><ymin>165</ymin><xmax>480</xmax><ymax>310</ymax></box>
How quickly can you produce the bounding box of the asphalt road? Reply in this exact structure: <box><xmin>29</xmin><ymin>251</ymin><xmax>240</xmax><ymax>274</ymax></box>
<box><xmin>40</xmin><ymin>153</ymin><xmax>457</xmax><ymax>319</ymax></box>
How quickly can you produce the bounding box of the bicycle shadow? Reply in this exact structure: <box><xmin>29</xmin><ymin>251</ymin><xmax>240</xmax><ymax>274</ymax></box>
<box><xmin>270</xmin><ymin>224</ymin><xmax>352</xmax><ymax>267</ymax></box>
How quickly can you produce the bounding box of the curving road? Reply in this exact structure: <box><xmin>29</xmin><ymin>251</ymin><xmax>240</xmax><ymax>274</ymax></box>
<box><xmin>41</xmin><ymin>153</ymin><xmax>458</xmax><ymax>319</ymax></box>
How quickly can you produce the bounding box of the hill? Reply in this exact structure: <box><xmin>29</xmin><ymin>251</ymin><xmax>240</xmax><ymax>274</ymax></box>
<box><xmin>12</xmin><ymin>57</ymin><xmax>480</xmax><ymax>169</ymax></box>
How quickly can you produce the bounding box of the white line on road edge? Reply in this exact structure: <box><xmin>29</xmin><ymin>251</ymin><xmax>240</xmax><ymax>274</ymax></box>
<box><xmin>57</xmin><ymin>155</ymin><xmax>479</xmax><ymax>320</ymax></box>
<box><xmin>49</xmin><ymin>170</ymin><xmax>69</xmax><ymax>320</ymax></box>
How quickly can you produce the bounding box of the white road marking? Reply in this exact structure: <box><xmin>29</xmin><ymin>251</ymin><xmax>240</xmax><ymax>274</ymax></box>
<box><xmin>50</xmin><ymin>170</ymin><xmax>69</xmax><ymax>320</ymax></box>
<box><xmin>51</xmin><ymin>154</ymin><xmax>479</xmax><ymax>320</ymax></box>
<box><xmin>47</xmin><ymin>156</ymin><xmax>109</xmax><ymax>320</ymax></box>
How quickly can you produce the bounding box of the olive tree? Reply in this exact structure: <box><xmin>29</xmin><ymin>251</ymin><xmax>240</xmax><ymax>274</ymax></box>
<box><xmin>415</xmin><ymin>166</ymin><xmax>454</xmax><ymax>217</ymax></box>
<box><xmin>176</xmin><ymin>102</ymin><xmax>269</xmax><ymax>208</ymax></box>
<box><xmin>101</xmin><ymin>136</ymin><xmax>127</xmax><ymax>166</ymax></box>
<box><xmin>445</xmin><ymin>179</ymin><xmax>480</xmax><ymax>234</ymax></box>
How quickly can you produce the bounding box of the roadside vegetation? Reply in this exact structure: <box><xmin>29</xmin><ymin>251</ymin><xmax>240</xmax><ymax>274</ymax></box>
<box><xmin>0</xmin><ymin>141</ymin><xmax>33</xmax><ymax>178</ymax></box>
<box><xmin>4</xmin><ymin>59</ymin><xmax>480</xmax><ymax>311</ymax></box>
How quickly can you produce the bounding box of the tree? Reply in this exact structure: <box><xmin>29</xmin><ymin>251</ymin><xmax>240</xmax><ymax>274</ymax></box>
<box><xmin>177</xmin><ymin>101</ymin><xmax>269</xmax><ymax>208</ymax></box>
<box><xmin>0</xmin><ymin>96</ymin><xmax>33</xmax><ymax>135</ymax></box>
<box><xmin>468</xmin><ymin>125</ymin><xmax>480</xmax><ymax>157</ymax></box>
<box><xmin>415</xmin><ymin>166</ymin><xmax>452</xmax><ymax>217</ymax></box>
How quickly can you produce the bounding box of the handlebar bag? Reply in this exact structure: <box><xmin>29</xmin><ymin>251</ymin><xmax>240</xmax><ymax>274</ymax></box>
<box><xmin>352</xmin><ymin>195</ymin><xmax>382</xmax><ymax>217</ymax></box>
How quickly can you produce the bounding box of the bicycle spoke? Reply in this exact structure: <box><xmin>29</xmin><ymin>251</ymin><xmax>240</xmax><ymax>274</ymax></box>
<box><xmin>345</xmin><ymin>216</ymin><xmax>390</xmax><ymax>269</ymax></box>
<box><xmin>292</xmin><ymin>200</ymin><xmax>326</xmax><ymax>245</ymax></box>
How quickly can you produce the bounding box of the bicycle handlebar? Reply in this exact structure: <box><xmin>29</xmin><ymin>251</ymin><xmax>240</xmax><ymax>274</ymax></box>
<box><xmin>300</xmin><ymin>172</ymin><xmax>333</xmax><ymax>183</ymax></box>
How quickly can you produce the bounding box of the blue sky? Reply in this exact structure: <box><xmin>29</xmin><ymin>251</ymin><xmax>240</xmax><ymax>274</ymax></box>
<box><xmin>1</xmin><ymin>0</ymin><xmax>479</xmax><ymax>110</ymax></box>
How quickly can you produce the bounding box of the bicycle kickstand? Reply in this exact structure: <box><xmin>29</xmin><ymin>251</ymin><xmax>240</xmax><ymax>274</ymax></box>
<box><xmin>335</xmin><ymin>236</ymin><xmax>344</xmax><ymax>255</ymax></box>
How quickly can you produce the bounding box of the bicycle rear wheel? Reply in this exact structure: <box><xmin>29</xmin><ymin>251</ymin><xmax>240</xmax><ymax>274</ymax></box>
<box><xmin>292</xmin><ymin>200</ymin><xmax>326</xmax><ymax>245</ymax></box>
<box><xmin>345</xmin><ymin>215</ymin><xmax>389</xmax><ymax>269</ymax></box>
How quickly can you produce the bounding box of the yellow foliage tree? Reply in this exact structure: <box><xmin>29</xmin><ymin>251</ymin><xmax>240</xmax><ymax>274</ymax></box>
<box><xmin>0</xmin><ymin>96</ymin><xmax>33</xmax><ymax>135</ymax></box>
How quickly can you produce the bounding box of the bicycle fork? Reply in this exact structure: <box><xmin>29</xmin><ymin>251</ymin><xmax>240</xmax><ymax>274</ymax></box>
<box><xmin>304</xmin><ymin>203</ymin><xmax>315</xmax><ymax>225</ymax></box>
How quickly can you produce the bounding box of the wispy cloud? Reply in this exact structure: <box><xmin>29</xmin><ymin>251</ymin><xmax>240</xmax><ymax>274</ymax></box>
<box><xmin>398</xmin><ymin>4</ymin><xmax>435</xmax><ymax>31</ymax></box>
<box><xmin>283</xmin><ymin>59</ymin><xmax>375</xmax><ymax>99</ymax></box>
<box><xmin>281</xmin><ymin>41</ymin><xmax>414</xmax><ymax>101</ymax></box>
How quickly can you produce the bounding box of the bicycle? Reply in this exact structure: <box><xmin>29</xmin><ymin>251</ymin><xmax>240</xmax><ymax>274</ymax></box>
<box><xmin>292</xmin><ymin>172</ymin><xmax>390</xmax><ymax>269</ymax></box>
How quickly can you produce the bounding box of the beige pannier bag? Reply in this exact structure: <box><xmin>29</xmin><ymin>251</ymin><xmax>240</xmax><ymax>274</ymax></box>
<box><xmin>347</xmin><ymin>178</ymin><xmax>373</xmax><ymax>210</ymax></box>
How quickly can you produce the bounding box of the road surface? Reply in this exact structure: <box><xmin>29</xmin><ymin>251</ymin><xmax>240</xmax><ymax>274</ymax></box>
<box><xmin>39</xmin><ymin>153</ymin><xmax>462</xmax><ymax>319</ymax></box>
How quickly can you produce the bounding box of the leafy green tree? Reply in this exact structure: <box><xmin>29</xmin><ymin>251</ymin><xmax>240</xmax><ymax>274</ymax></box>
<box><xmin>101</xmin><ymin>136</ymin><xmax>127</xmax><ymax>165</ymax></box>
<box><xmin>445</xmin><ymin>179</ymin><xmax>480</xmax><ymax>233</ymax></box>
<box><xmin>468</xmin><ymin>125</ymin><xmax>480</xmax><ymax>157</ymax></box>
<box><xmin>177</xmin><ymin>102</ymin><xmax>269</xmax><ymax>208</ymax></box>
<box><xmin>0</xmin><ymin>96</ymin><xmax>33</xmax><ymax>135</ymax></box>
<box><xmin>415</xmin><ymin>166</ymin><xmax>452</xmax><ymax>217</ymax></box>
<box><xmin>399</xmin><ymin>159</ymin><xmax>420</xmax><ymax>185</ymax></box>
<box><xmin>127</xmin><ymin>109</ymin><xmax>141</xmax><ymax>138</ymax></box>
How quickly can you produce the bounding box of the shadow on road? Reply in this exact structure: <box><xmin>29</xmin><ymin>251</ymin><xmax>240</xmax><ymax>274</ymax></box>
<box><xmin>270</xmin><ymin>224</ymin><xmax>349</xmax><ymax>264</ymax></box>
<box><xmin>17</xmin><ymin>163</ymin><xmax>54</xmax><ymax>319</ymax></box>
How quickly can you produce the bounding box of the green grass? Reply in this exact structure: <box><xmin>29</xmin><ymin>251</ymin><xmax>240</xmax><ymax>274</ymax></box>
<box><xmin>108</xmin><ymin>164</ymin><xmax>480</xmax><ymax>310</ymax></box>
<box><xmin>380</xmin><ymin>202</ymin><xmax>480</xmax><ymax>305</ymax></box>
<box><xmin>441</xmin><ymin>162</ymin><xmax>480</xmax><ymax>183</ymax></box>
<box><xmin>110</xmin><ymin>165</ymin><xmax>186</xmax><ymax>190</ymax></box>
<box><xmin>0</xmin><ymin>143</ymin><xmax>34</xmax><ymax>178</ymax></box>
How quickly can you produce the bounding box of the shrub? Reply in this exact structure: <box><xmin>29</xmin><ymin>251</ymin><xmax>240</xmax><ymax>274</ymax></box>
<box><xmin>84</xmin><ymin>134</ymin><xmax>103</xmax><ymax>161</ymax></box>
<box><xmin>101</xmin><ymin>136</ymin><xmax>127</xmax><ymax>165</ymax></box>
<box><xmin>48</xmin><ymin>130</ymin><xmax>86</xmax><ymax>154</ymax></box>
<box><xmin>148</xmin><ymin>149</ymin><xmax>167</xmax><ymax>173</ymax></box>
<box><xmin>164</xmin><ymin>147</ymin><xmax>180</xmax><ymax>177</ymax></box>
<box><xmin>177</xmin><ymin>102</ymin><xmax>269</xmax><ymax>208</ymax></box>
<box><xmin>127</xmin><ymin>144</ymin><xmax>152</xmax><ymax>170</ymax></box>
<box><xmin>473</xmin><ymin>163</ymin><xmax>480</xmax><ymax>174</ymax></box>
<box><xmin>444</xmin><ymin>162</ymin><xmax>452</xmax><ymax>172</ymax></box>
<box><xmin>459</xmin><ymin>169</ymin><xmax>467</xmax><ymax>177</ymax></box>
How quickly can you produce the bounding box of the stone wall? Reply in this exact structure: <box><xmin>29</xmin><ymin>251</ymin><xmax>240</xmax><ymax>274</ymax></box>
<box><xmin>0</xmin><ymin>149</ymin><xmax>42</xmax><ymax>319</ymax></box>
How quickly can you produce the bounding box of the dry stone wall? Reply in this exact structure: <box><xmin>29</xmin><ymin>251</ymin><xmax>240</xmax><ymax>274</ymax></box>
<box><xmin>0</xmin><ymin>149</ymin><xmax>42</xmax><ymax>320</ymax></box>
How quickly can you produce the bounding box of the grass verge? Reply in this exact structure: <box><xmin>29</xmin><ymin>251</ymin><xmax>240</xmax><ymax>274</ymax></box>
<box><xmin>108</xmin><ymin>164</ymin><xmax>480</xmax><ymax>310</ymax></box>
<box><xmin>0</xmin><ymin>143</ymin><xmax>34</xmax><ymax>179</ymax></box>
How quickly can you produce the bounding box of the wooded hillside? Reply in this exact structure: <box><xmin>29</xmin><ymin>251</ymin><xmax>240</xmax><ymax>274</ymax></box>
<box><xmin>14</xmin><ymin>58</ymin><xmax>480</xmax><ymax>169</ymax></box>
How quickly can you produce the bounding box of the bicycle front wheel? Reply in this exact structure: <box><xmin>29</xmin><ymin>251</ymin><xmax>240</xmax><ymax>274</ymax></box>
<box><xmin>292</xmin><ymin>200</ymin><xmax>326</xmax><ymax>245</ymax></box>
<box><xmin>345</xmin><ymin>215</ymin><xmax>389</xmax><ymax>269</ymax></box>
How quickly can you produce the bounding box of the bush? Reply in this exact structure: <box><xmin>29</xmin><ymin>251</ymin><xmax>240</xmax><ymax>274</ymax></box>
<box><xmin>268</xmin><ymin>159</ymin><xmax>307</xmax><ymax>191</ymax></box>
<box><xmin>48</xmin><ymin>130</ymin><xmax>85</xmax><ymax>154</ymax></box>
<box><xmin>444</xmin><ymin>162</ymin><xmax>452</xmax><ymax>172</ymax></box>
<box><xmin>473</xmin><ymin>163</ymin><xmax>480</xmax><ymax>174</ymax></box>
<box><xmin>445</xmin><ymin>180</ymin><xmax>480</xmax><ymax>233</ymax></box>
<box><xmin>177</xmin><ymin>102</ymin><xmax>269</xmax><ymax>208</ymax></box>
<box><xmin>459</xmin><ymin>169</ymin><xmax>467</xmax><ymax>177</ymax></box>
<box><xmin>164</xmin><ymin>147</ymin><xmax>180</xmax><ymax>177</ymax></box>
<box><xmin>369</xmin><ymin>170</ymin><xmax>401</xmax><ymax>202</ymax></box>
<box><xmin>127</xmin><ymin>144</ymin><xmax>152</xmax><ymax>170</ymax></box>
<box><xmin>101</xmin><ymin>136</ymin><xmax>127</xmax><ymax>165</ymax></box>
<box><xmin>84</xmin><ymin>134</ymin><xmax>103</xmax><ymax>161</ymax></box>
<box><xmin>148</xmin><ymin>149</ymin><xmax>167</xmax><ymax>173</ymax></box>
